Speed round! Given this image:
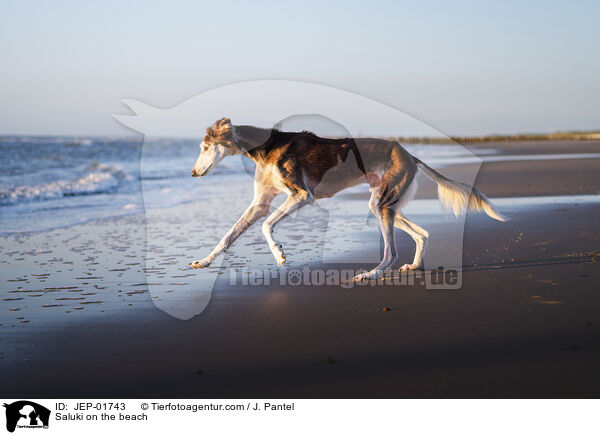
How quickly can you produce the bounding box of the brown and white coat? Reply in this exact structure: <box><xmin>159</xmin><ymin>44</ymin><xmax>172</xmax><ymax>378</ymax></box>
<box><xmin>190</xmin><ymin>118</ymin><xmax>504</xmax><ymax>280</ymax></box>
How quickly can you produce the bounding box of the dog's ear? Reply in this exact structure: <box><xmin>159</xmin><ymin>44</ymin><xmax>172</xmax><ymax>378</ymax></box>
<box><xmin>209</xmin><ymin>117</ymin><xmax>231</xmax><ymax>135</ymax></box>
<box><xmin>206</xmin><ymin>117</ymin><xmax>232</xmax><ymax>135</ymax></box>
<box><xmin>206</xmin><ymin>117</ymin><xmax>235</xmax><ymax>147</ymax></box>
<box><xmin>216</xmin><ymin>117</ymin><xmax>231</xmax><ymax>129</ymax></box>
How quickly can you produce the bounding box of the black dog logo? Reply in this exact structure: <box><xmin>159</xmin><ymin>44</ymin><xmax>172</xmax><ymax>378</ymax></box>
<box><xmin>3</xmin><ymin>401</ymin><xmax>50</xmax><ymax>433</ymax></box>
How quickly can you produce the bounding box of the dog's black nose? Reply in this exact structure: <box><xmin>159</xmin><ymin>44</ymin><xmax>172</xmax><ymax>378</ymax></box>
<box><xmin>191</xmin><ymin>169</ymin><xmax>197</xmax><ymax>177</ymax></box>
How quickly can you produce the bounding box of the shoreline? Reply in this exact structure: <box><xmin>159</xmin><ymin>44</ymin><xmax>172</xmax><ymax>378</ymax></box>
<box><xmin>2</xmin><ymin>140</ymin><xmax>599</xmax><ymax>237</ymax></box>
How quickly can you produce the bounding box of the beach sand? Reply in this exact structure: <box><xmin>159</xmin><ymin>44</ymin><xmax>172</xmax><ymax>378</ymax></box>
<box><xmin>1</xmin><ymin>140</ymin><xmax>599</xmax><ymax>398</ymax></box>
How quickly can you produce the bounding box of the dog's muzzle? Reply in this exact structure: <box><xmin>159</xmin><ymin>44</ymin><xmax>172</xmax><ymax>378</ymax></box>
<box><xmin>191</xmin><ymin>165</ymin><xmax>213</xmax><ymax>177</ymax></box>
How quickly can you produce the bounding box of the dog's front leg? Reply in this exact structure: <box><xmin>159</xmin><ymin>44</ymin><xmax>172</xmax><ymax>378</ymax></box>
<box><xmin>190</xmin><ymin>194</ymin><xmax>274</xmax><ymax>269</ymax></box>
<box><xmin>261</xmin><ymin>192</ymin><xmax>314</xmax><ymax>266</ymax></box>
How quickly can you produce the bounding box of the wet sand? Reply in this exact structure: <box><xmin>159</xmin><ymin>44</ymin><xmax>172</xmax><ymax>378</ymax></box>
<box><xmin>1</xmin><ymin>140</ymin><xmax>599</xmax><ymax>398</ymax></box>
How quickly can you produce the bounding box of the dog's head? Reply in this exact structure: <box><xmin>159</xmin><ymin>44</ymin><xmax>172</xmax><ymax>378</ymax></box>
<box><xmin>191</xmin><ymin>117</ymin><xmax>237</xmax><ymax>177</ymax></box>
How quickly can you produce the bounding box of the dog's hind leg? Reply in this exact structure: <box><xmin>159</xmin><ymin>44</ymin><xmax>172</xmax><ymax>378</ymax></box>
<box><xmin>262</xmin><ymin>191</ymin><xmax>314</xmax><ymax>266</ymax></box>
<box><xmin>390</xmin><ymin>179</ymin><xmax>428</xmax><ymax>271</ymax></box>
<box><xmin>354</xmin><ymin>188</ymin><xmax>398</xmax><ymax>281</ymax></box>
<box><xmin>395</xmin><ymin>214</ymin><xmax>429</xmax><ymax>271</ymax></box>
<box><xmin>190</xmin><ymin>186</ymin><xmax>277</xmax><ymax>268</ymax></box>
<box><xmin>355</xmin><ymin>164</ymin><xmax>418</xmax><ymax>280</ymax></box>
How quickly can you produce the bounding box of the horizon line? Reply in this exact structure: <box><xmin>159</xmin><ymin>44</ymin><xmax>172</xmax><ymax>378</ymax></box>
<box><xmin>0</xmin><ymin>129</ymin><xmax>599</xmax><ymax>143</ymax></box>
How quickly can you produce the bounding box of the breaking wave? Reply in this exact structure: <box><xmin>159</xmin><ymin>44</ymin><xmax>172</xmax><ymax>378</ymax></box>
<box><xmin>0</xmin><ymin>163</ymin><xmax>131</xmax><ymax>205</ymax></box>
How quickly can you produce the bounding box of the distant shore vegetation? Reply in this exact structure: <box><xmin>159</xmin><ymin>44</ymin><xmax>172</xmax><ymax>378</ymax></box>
<box><xmin>394</xmin><ymin>130</ymin><xmax>600</xmax><ymax>144</ymax></box>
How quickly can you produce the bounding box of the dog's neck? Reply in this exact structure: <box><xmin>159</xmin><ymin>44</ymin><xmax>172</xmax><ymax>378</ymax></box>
<box><xmin>232</xmin><ymin>125</ymin><xmax>277</xmax><ymax>161</ymax></box>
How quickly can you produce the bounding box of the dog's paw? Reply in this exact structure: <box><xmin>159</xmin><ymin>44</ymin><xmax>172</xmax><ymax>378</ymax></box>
<box><xmin>271</xmin><ymin>244</ymin><xmax>286</xmax><ymax>267</ymax></box>
<box><xmin>189</xmin><ymin>258</ymin><xmax>211</xmax><ymax>269</ymax></box>
<box><xmin>399</xmin><ymin>263</ymin><xmax>421</xmax><ymax>272</ymax></box>
<box><xmin>353</xmin><ymin>272</ymin><xmax>369</xmax><ymax>281</ymax></box>
<box><xmin>276</xmin><ymin>254</ymin><xmax>286</xmax><ymax>267</ymax></box>
<box><xmin>353</xmin><ymin>270</ymin><xmax>381</xmax><ymax>281</ymax></box>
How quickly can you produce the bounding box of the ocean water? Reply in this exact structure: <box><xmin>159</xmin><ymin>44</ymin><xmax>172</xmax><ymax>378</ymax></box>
<box><xmin>0</xmin><ymin>136</ymin><xmax>490</xmax><ymax>234</ymax></box>
<box><xmin>0</xmin><ymin>136</ymin><xmax>262</xmax><ymax>233</ymax></box>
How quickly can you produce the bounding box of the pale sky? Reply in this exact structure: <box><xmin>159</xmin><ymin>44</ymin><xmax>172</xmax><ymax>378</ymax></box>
<box><xmin>0</xmin><ymin>0</ymin><xmax>598</xmax><ymax>137</ymax></box>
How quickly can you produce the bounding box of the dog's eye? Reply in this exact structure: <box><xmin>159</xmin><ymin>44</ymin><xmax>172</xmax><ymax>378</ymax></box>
<box><xmin>202</xmin><ymin>144</ymin><xmax>209</xmax><ymax>152</ymax></box>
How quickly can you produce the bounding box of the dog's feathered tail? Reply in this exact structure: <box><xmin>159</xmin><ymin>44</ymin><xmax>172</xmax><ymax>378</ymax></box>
<box><xmin>414</xmin><ymin>157</ymin><xmax>506</xmax><ymax>221</ymax></box>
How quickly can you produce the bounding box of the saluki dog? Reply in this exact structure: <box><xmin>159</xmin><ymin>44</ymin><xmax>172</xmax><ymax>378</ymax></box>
<box><xmin>190</xmin><ymin>118</ymin><xmax>504</xmax><ymax>280</ymax></box>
